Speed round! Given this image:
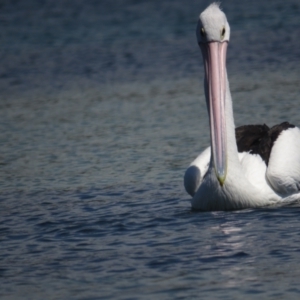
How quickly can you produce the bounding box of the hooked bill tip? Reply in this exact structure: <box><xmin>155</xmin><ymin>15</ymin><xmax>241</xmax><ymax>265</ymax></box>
<box><xmin>218</xmin><ymin>177</ymin><xmax>225</xmax><ymax>187</ymax></box>
<box><xmin>215</xmin><ymin>169</ymin><xmax>226</xmax><ymax>187</ymax></box>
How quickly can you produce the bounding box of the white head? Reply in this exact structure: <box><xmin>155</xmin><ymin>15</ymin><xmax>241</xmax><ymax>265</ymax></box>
<box><xmin>196</xmin><ymin>3</ymin><xmax>230</xmax><ymax>44</ymax></box>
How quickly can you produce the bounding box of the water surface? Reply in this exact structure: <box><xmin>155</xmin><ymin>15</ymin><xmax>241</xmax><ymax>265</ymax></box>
<box><xmin>1</xmin><ymin>0</ymin><xmax>300</xmax><ymax>299</ymax></box>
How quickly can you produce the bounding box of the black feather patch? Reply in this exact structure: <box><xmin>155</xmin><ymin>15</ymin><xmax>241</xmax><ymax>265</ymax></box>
<box><xmin>235</xmin><ymin>122</ymin><xmax>295</xmax><ymax>165</ymax></box>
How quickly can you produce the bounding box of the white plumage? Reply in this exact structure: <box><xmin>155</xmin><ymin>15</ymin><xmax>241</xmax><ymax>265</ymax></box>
<box><xmin>267</xmin><ymin>127</ymin><xmax>300</xmax><ymax>196</ymax></box>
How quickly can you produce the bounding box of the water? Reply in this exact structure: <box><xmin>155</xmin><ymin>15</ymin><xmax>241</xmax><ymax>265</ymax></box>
<box><xmin>1</xmin><ymin>0</ymin><xmax>300</xmax><ymax>299</ymax></box>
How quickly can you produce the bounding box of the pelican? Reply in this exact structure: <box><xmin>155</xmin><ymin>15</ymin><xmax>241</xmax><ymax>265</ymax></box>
<box><xmin>184</xmin><ymin>3</ymin><xmax>300</xmax><ymax>211</ymax></box>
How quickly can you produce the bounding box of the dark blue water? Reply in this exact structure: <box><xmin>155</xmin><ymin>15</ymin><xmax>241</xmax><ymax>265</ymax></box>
<box><xmin>1</xmin><ymin>0</ymin><xmax>300</xmax><ymax>299</ymax></box>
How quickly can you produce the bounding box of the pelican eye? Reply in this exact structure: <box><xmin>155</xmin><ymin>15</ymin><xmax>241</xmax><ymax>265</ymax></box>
<box><xmin>221</xmin><ymin>27</ymin><xmax>226</xmax><ymax>39</ymax></box>
<box><xmin>201</xmin><ymin>27</ymin><xmax>205</xmax><ymax>37</ymax></box>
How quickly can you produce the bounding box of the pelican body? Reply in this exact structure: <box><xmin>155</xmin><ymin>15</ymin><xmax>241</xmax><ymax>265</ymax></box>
<box><xmin>184</xmin><ymin>3</ymin><xmax>300</xmax><ymax>211</ymax></box>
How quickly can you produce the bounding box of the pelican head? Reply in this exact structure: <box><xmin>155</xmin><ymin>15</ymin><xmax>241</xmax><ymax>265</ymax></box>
<box><xmin>196</xmin><ymin>3</ymin><xmax>230</xmax><ymax>44</ymax></box>
<box><xmin>196</xmin><ymin>3</ymin><xmax>230</xmax><ymax>186</ymax></box>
